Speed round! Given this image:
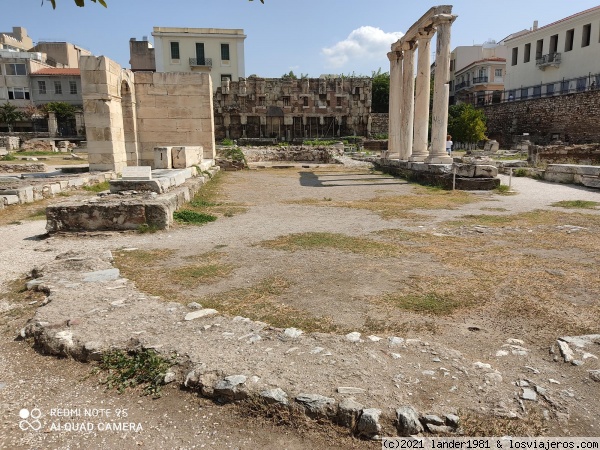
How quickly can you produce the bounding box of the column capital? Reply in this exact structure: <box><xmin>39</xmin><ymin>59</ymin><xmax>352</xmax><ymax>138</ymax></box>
<box><xmin>432</xmin><ymin>13</ymin><xmax>457</xmax><ymax>26</ymax></box>
<box><xmin>416</xmin><ymin>27</ymin><xmax>436</xmax><ymax>41</ymax></box>
<box><xmin>401</xmin><ymin>40</ymin><xmax>416</xmax><ymax>52</ymax></box>
<box><xmin>387</xmin><ymin>50</ymin><xmax>403</xmax><ymax>62</ymax></box>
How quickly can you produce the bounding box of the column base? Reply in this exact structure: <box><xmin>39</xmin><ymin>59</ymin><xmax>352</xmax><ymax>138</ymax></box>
<box><xmin>383</xmin><ymin>152</ymin><xmax>401</xmax><ymax>160</ymax></box>
<box><xmin>425</xmin><ymin>155</ymin><xmax>453</xmax><ymax>164</ymax></box>
<box><xmin>409</xmin><ymin>154</ymin><xmax>428</xmax><ymax>162</ymax></box>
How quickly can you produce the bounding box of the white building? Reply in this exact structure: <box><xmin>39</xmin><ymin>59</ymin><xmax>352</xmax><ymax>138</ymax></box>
<box><xmin>504</xmin><ymin>6</ymin><xmax>600</xmax><ymax>99</ymax></box>
<box><xmin>152</xmin><ymin>27</ymin><xmax>246</xmax><ymax>92</ymax></box>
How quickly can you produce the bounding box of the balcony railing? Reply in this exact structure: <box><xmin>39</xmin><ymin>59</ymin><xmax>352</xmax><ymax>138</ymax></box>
<box><xmin>536</xmin><ymin>52</ymin><xmax>561</xmax><ymax>70</ymax></box>
<box><xmin>472</xmin><ymin>76</ymin><xmax>489</xmax><ymax>84</ymax></box>
<box><xmin>189</xmin><ymin>57</ymin><xmax>213</xmax><ymax>67</ymax></box>
<box><xmin>455</xmin><ymin>81</ymin><xmax>470</xmax><ymax>91</ymax></box>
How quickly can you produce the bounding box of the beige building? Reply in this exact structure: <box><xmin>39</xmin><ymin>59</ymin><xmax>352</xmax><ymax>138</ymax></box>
<box><xmin>504</xmin><ymin>6</ymin><xmax>600</xmax><ymax>99</ymax></box>
<box><xmin>30</xmin><ymin>41</ymin><xmax>92</xmax><ymax>68</ymax></box>
<box><xmin>0</xmin><ymin>27</ymin><xmax>33</xmax><ymax>51</ymax></box>
<box><xmin>0</xmin><ymin>50</ymin><xmax>51</xmax><ymax>107</ymax></box>
<box><xmin>448</xmin><ymin>41</ymin><xmax>508</xmax><ymax>104</ymax></box>
<box><xmin>151</xmin><ymin>27</ymin><xmax>246</xmax><ymax>92</ymax></box>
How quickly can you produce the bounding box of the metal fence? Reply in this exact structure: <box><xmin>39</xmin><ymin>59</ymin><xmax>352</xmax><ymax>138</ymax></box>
<box><xmin>457</xmin><ymin>72</ymin><xmax>600</xmax><ymax>106</ymax></box>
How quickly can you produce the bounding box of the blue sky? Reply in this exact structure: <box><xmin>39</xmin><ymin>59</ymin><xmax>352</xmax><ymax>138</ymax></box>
<box><xmin>4</xmin><ymin>1</ymin><xmax>600</xmax><ymax>77</ymax></box>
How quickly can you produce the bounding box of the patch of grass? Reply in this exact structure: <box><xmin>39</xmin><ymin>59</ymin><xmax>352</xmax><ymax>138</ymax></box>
<box><xmin>260</xmin><ymin>232</ymin><xmax>402</xmax><ymax>257</ymax></box>
<box><xmin>513</xmin><ymin>168</ymin><xmax>528</xmax><ymax>177</ymax></box>
<box><xmin>460</xmin><ymin>410</ymin><xmax>546</xmax><ymax>436</ymax></box>
<box><xmin>94</xmin><ymin>349</ymin><xmax>176</xmax><ymax>398</ymax></box>
<box><xmin>185</xmin><ymin>171</ymin><xmax>248</xmax><ymax>218</ymax></box>
<box><xmin>1</xmin><ymin>153</ymin><xmax>17</xmax><ymax>161</ymax></box>
<box><xmin>480</xmin><ymin>207</ymin><xmax>509</xmax><ymax>212</ymax></box>
<box><xmin>27</xmin><ymin>208</ymin><xmax>46</xmax><ymax>221</ymax></box>
<box><xmin>83</xmin><ymin>181</ymin><xmax>110</xmax><ymax>192</ymax></box>
<box><xmin>447</xmin><ymin>209</ymin><xmax>598</xmax><ymax>229</ymax></box>
<box><xmin>220</xmin><ymin>138</ymin><xmax>235</xmax><ymax>146</ymax></box>
<box><xmin>495</xmin><ymin>184</ymin><xmax>514</xmax><ymax>195</ymax></box>
<box><xmin>551</xmin><ymin>200</ymin><xmax>600</xmax><ymax>209</ymax></box>
<box><xmin>137</xmin><ymin>223</ymin><xmax>160</xmax><ymax>234</ymax></box>
<box><xmin>173</xmin><ymin>210</ymin><xmax>217</xmax><ymax>225</ymax></box>
<box><xmin>171</xmin><ymin>263</ymin><xmax>234</xmax><ymax>287</ymax></box>
<box><xmin>199</xmin><ymin>277</ymin><xmax>338</xmax><ymax>333</ymax></box>
<box><xmin>380</xmin><ymin>292</ymin><xmax>466</xmax><ymax>316</ymax></box>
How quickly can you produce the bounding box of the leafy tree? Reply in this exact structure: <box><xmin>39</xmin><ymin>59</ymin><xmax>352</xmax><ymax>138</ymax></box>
<box><xmin>371</xmin><ymin>68</ymin><xmax>389</xmax><ymax>113</ymax></box>
<box><xmin>42</xmin><ymin>102</ymin><xmax>78</xmax><ymax>119</ymax></box>
<box><xmin>46</xmin><ymin>0</ymin><xmax>107</xmax><ymax>8</ymax></box>
<box><xmin>0</xmin><ymin>103</ymin><xmax>23</xmax><ymax>132</ymax></box>
<box><xmin>447</xmin><ymin>103</ymin><xmax>487</xmax><ymax>144</ymax></box>
<box><xmin>281</xmin><ymin>70</ymin><xmax>298</xmax><ymax>80</ymax></box>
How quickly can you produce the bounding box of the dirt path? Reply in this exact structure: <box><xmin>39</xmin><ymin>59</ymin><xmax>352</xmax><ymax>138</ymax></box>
<box><xmin>1</xmin><ymin>165</ymin><xmax>600</xmax><ymax>448</ymax></box>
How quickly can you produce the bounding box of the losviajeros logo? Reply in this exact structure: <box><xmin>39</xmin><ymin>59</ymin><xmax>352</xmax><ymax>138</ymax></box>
<box><xmin>19</xmin><ymin>408</ymin><xmax>43</xmax><ymax>431</ymax></box>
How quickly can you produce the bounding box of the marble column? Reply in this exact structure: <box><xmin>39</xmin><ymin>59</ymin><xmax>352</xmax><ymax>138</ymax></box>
<box><xmin>427</xmin><ymin>14</ymin><xmax>456</xmax><ymax>164</ymax></box>
<box><xmin>48</xmin><ymin>111</ymin><xmax>58</xmax><ymax>137</ymax></box>
<box><xmin>386</xmin><ymin>50</ymin><xmax>403</xmax><ymax>159</ymax></box>
<box><xmin>399</xmin><ymin>42</ymin><xmax>416</xmax><ymax>160</ymax></box>
<box><xmin>410</xmin><ymin>29</ymin><xmax>435</xmax><ymax>162</ymax></box>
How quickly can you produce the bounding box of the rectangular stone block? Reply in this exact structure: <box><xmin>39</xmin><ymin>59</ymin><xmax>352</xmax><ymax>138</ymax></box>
<box><xmin>110</xmin><ymin>179</ymin><xmax>163</xmax><ymax>194</ymax></box>
<box><xmin>1</xmin><ymin>186</ymin><xmax>34</xmax><ymax>203</ymax></box>
<box><xmin>172</xmin><ymin>146</ymin><xmax>201</xmax><ymax>169</ymax></box>
<box><xmin>121</xmin><ymin>166</ymin><xmax>152</xmax><ymax>180</ymax></box>
<box><xmin>1</xmin><ymin>194</ymin><xmax>19</xmax><ymax>205</ymax></box>
<box><xmin>581</xmin><ymin>176</ymin><xmax>600</xmax><ymax>188</ymax></box>
<box><xmin>154</xmin><ymin>147</ymin><xmax>172</xmax><ymax>169</ymax></box>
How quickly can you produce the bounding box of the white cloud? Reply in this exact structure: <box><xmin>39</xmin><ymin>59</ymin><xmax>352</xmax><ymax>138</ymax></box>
<box><xmin>321</xmin><ymin>26</ymin><xmax>404</xmax><ymax>69</ymax></box>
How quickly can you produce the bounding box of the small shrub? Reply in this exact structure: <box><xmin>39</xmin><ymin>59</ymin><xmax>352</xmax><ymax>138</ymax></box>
<box><xmin>220</xmin><ymin>138</ymin><xmax>235</xmax><ymax>146</ymax></box>
<box><xmin>94</xmin><ymin>349</ymin><xmax>176</xmax><ymax>397</ymax></box>
<box><xmin>495</xmin><ymin>185</ymin><xmax>514</xmax><ymax>195</ymax></box>
<box><xmin>173</xmin><ymin>209</ymin><xmax>217</xmax><ymax>225</ymax></box>
<box><xmin>137</xmin><ymin>223</ymin><xmax>159</xmax><ymax>234</ymax></box>
<box><xmin>1</xmin><ymin>153</ymin><xmax>16</xmax><ymax>161</ymax></box>
<box><xmin>512</xmin><ymin>168</ymin><xmax>527</xmax><ymax>177</ymax></box>
<box><xmin>220</xmin><ymin>147</ymin><xmax>247</xmax><ymax>165</ymax></box>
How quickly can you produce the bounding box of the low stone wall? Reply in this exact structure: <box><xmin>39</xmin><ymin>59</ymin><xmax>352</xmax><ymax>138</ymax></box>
<box><xmin>0</xmin><ymin>163</ymin><xmax>47</xmax><ymax>173</ymax></box>
<box><xmin>530</xmin><ymin>143</ymin><xmax>600</xmax><ymax>166</ymax></box>
<box><xmin>374</xmin><ymin>160</ymin><xmax>500</xmax><ymax>190</ymax></box>
<box><xmin>544</xmin><ymin>164</ymin><xmax>600</xmax><ymax>188</ymax></box>
<box><xmin>241</xmin><ymin>145</ymin><xmax>344</xmax><ymax>164</ymax></box>
<box><xmin>363</xmin><ymin>140</ymin><xmax>387</xmax><ymax>152</ymax></box>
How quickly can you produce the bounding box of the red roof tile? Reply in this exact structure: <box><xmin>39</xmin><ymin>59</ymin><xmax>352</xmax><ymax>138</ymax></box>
<box><xmin>31</xmin><ymin>68</ymin><xmax>80</xmax><ymax>76</ymax></box>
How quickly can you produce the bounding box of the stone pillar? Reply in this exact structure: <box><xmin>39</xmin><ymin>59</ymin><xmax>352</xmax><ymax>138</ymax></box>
<box><xmin>387</xmin><ymin>50</ymin><xmax>403</xmax><ymax>159</ymax></box>
<box><xmin>427</xmin><ymin>14</ymin><xmax>456</xmax><ymax>164</ymax></box>
<box><xmin>48</xmin><ymin>112</ymin><xmax>58</xmax><ymax>137</ymax></box>
<box><xmin>410</xmin><ymin>29</ymin><xmax>435</xmax><ymax>162</ymax></box>
<box><xmin>399</xmin><ymin>42</ymin><xmax>416</xmax><ymax>160</ymax></box>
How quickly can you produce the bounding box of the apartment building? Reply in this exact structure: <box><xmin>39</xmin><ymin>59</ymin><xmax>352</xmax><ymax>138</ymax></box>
<box><xmin>151</xmin><ymin>27</ymin><xmax>246</xmax><ymax>92</ymax></box>
<box><xmin>0</xmin><ymin>27</ymin><xmax>33</xmax><ymax>51</ymax></box>
<box><xmin>504</xmin><ymin>6</ymin><xmax>600</xmax><ymax>100</ymax></box>
<box><xmin>449</xmin><ymin>41</ymin><xmax>508</xmax><ymax>105</ymax></box>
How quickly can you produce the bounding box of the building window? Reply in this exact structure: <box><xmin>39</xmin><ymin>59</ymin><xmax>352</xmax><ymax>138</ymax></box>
<box><xmin>511</xmin><ymin>47</ymin><xmax>518</xmax><ymax>66</ymax></box>
<box><xmin>8</xmin><ymin>87</ymin><xmax>30</xmax><ymax>100</ymax></box>
<box><xmin>5</xmin><ymin>63</ymin><xmax>27</xmax><ymax>76</ymax></box>
<box><xmin>582</xmin><ymin>23</ymin><xmax>591</xmax><ymax>47</ymax></box>
<box><xmin>450</xmin><ymin>59</ymin><xmax>455</xmax><ymax>71</ymax></box>
<box><xmin>54</xmin><ymin>81</ymin><xmax>62</xmax><ymax>95</ymax></box>
<box><xmin>303</xmin><ymin>96</ymin><xmax>309</xmax><ymax>107</ymax></box>
<box><xmin>550</xmin><ymin>34</ymin><xmax>558</xmax><ymax>53</ymax></box>
<box><xmin>565</xmin><ymin>29</ymin><xmax>574</xmax><ymax>52</ymax></box>
<box><xmin>283</xmin><ymin>96</ymin><xmax>290</xmax><ymax>106</ymax></box>
<box><xmin>69</xmin><ymin>81</ymin><xmax>77</xmax><ymax>95</ymax></box>
<box><xmin>524</xmin><ymin>43</ymin><xmax>531</xmax><ymax>63</ymax></box>
<box><xmin>221</xmin><ymin>74</ymin><xmax>232</xmax><ymax>84</ymax></box>
<box><xmin>520</xmin><ymin>87</ymin><xmax>528</xmax><ymax>99</ymax></box>
<box><xmin>495</xmin><ymin>68</ymin><xmax>503</xmax><ymax>77</ymax></box>
<box><xmin>170</xmin><ymin>41</ymin><xmax>180</xmax><ymax>60</ymax></box>
<box><xmin>336</xmin><ymin>97</ymin><xmax>342</xmax><ymax>107</ymax></box>
<box><xmin>258</xmin><ymin>96</ymin><xmax>265</xmax><ymax>106</ymax></box>
<box><xmin>535</xmin><ymin>39</ymin><xmax>543</xmax><ymax>59</ymax></box>
<box><xmin>221</xmin><ymin>43</ymin><xmax>230</xmax><ymax>61</ymax></box>
<box><xmin>38</xmin><ymin>80</ymin><xmax>46</xmax><ymax>95</ymax></box>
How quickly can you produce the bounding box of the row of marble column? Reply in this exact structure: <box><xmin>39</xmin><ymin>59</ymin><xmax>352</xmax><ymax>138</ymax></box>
<box><xmin>387</xmin><ymin>14</ymin><xmax>456</xmax><ymax>164</ymax></box>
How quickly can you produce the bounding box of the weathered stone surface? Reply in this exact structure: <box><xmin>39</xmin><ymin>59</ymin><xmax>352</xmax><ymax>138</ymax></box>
<box><xmin>345</xmin><ymin>332</ymin><xmax>361</xmax><ymax>342</ymax></box>
<box><xmin>214</xmin><ymin>375</ymin><xmax>247</xmax><ymax>401</ymax></box>
<box><xmin>426</xmin><ymin>424</ymin><xmax>454</xmax><ymax>434</ymax></box>
<box><xmin>337</xmin><ymin>398</ymin><xmax>363</xmax><ymax>428</ymax></box>
<box><xmin>445</xmin><ymin>414</ymin><xmax>460</xmax><ymax>428</ymax></box>
<box><xmin>259</xmin><ymin>388</ymin><xmax>289</xmax><ymax>405</ymax></box>
<box><xmin>396</xmin><ymin>406</ymin><xmax>424</xmax><ymax>436</ymax></box>
<box><xmin>557</xmin><ymin>340</ymin><xmax>574</xmax><ymax>363</ymax></box>
<box><xmin>295</xmin><ymin>393</ymin><xmax>335</xmax><ymax>417</ymax></box>
<box><xmin>283</xmin><ymin>328</ymin><xmax>303</xmax><ymax>339</ymax></box>
<box><xmin>521</xmin><ymin>388</ymin><xmax>538</xmax><ymax>401</ymax></box>
<box><xmin>421</xmin><ymin>414</ymin><xmax>444</xmax><ymax>426</ymax></box>
<box><xmin>184</xmin><ymin>309</ymin><xmax>218</xmax><ymax>321</ymax></box>
<box><xmin>589</xmin><ymin>370</ymin><xmax>600</xmax><ymax>382</ymax></box>
<box><xmin>82</xmin><ymin>268</ymin><xmax>120</xmax><ymax>282</ymax></box>
<box><xmin>337</xmin><ymin>387</ymin><xmax>366</xmax><ymax>395</ymax></box>
<box><xmin>357</xmin><ymin>408</ymin><xmax>382</xmax><ymax>437</ymax></box>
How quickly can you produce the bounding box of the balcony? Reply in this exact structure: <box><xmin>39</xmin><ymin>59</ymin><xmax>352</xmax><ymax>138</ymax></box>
<box><xmin>536</xmin><ymin>52</ymin><xmax>561</xmax><ymax>70</ymax></box>
<box><xmin>189</xmin><ymin>57</ymin><xmax>213</xmax><ymax>67</ymax></box>
<box><xmin>472</xmin><ymin>76</ymin><xmax>489</xmax><ymax>84</ymax></box>
<box><xmin>455</xmin><ymin>81</ymin><xmax>471</xmax><ymax>91</ymax></box>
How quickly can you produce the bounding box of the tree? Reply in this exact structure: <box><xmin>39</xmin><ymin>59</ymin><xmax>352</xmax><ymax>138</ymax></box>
<box><xmin>42</xmin><ymin>102</ymin><xmax>77</xmax><ymax>119</ymax></box>
<box><xmin>0</xmin><ymin>103</ymin><xmax>23</xmax><ymax>132</ymax></box>
<box><xmin>281</xmin><ymin>70</ymin><xmax>298</xmax><ymax>80</ymax></box>
<box><xmin>447</xmin><ymin>103</ymin><xmax>487</xmax><ymax>144</ymax></box>
<box><xmin>371</xmin><ymin>68</ymin><xmax>390</xmax><ymax>113</ymax></box>
<box><xmin>46</xmin><ymin>0</ymin><xmax>107</xmax><ymax>8</ymax></box>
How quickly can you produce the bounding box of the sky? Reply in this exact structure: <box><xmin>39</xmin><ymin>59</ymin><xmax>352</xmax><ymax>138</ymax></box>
<box><xmin>4</xmin><ymin>0</ymin><xmax>600</xmax><ymax>78</ymax></box>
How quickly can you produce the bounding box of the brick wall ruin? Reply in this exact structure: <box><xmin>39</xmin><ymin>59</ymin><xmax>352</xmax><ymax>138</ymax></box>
<box><xmin>80</xmin><ymin>56</ymin><xmax>215</xmax><ymax>172</ymax></box>
<box><xmin>213</xmin><ymin>76</ymin><xmax>372</xmax><ymax>141</ymax></box>
<box><xmin>483</xmin><ymin>90</ymin><xmax>600</xmax><ymax>147</ymax></box>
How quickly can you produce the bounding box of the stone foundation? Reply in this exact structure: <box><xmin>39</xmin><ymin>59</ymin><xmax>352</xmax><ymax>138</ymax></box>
<box><xmin>240</xmin><ymin>145</ymin><xmax>344</xmax><ymax>164</ymax></box>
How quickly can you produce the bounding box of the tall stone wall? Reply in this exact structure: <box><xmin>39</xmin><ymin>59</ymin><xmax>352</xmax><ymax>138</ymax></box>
<box><xmin>135</xmin><ymin>72</ymin><xmax>215</xmax><ymax>165</ymax></box>
<box><xmin>370</xmin><ymin>113</ymin><xmax>389</xmax><ymax>136</ymax></box>
<box><xmin>483</xmin><ymin>90</ymin><xmax>600</xmax><ymax>147</ymax></box>
<box><xmin>80</xmin><ymin>56</ymin><xmax>215</xmax><ymax>172</ymax></box>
